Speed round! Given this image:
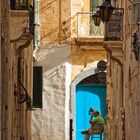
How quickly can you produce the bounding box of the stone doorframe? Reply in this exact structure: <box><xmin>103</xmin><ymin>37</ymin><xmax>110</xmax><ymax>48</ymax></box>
<box><xmin>70</xmin><ymin>64</ymin><xmax>98</xmax><ymax>140</ymax></box>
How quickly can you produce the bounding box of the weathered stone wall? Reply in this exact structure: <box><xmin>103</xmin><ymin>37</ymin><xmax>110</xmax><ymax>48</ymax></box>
<box><xmin>105</xmin><ymin>0</ymin><xmax>140</xmax><ymax>140</ymax></box>
<box><xmin>10</xmin><ymin>11</ymin><xmax>30</xmax><ymax>40</ymax></box>
<box><xmin>39</xmin><ymin>0</ymin><xmax>71</xmax><ymax>45</ymax></box>
<box><xmin>71</xmin><ymin>39</ymin><xmax>107</xmax><ymax>80</ymax></box>
<box><xmin>1</xmin><ymin>0</ymin><xmax>10</xmax><ymax>139</ymax></box>
<box><xmin>124</xmin><ymin>36</ymin><xmax>139</xmax><ymax>140</ymax></box>
<box><xmin>1</xmin><ymin>8</ymin><xmax>33</xmax><ymax>140</ymax></box>
<box><xmin>106</xmin><ymin>59</ymin><xmax>123</xmax><ymax>140</ymax></box>
<box><xmin>9</xmin><ymin>10</ymin><xmax>33</xmax><ymax>140</ymax></box>
<box><xmin>32</xmin><ymin>45</ymin><xmax>71</xmax><ymax>140</ymax></box>
<box><xmin>123</xmin><ymin>0</ymin><xmax>140</xmax><ymax>139</ymax></box>
<box><xmin>39</xmin><ymin>0</ymin><xmax>99</xmax><ymax>44</ymax></box>
<box><xmin>123</xmin><ymin>1</ymin><xmax>140</xmax><ymax>138</ymax></box>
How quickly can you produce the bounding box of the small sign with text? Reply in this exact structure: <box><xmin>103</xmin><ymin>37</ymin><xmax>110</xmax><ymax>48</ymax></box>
<box><xmin>105</xmin><ymin>12</ymin><xmax>123</xmax><ymax>41</ymax></box>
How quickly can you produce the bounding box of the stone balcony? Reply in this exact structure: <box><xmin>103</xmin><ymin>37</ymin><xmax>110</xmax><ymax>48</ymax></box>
<box><xmin>71</xmin><ymin>12</ymin><xmax>104</xmax><ymax>39</ymax></box>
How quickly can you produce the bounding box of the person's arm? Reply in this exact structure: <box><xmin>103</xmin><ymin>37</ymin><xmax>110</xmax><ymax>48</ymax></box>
<box><xmin>89</xmin><ymin>115</ymin><xmax>95</xmax><ymax>125</ymax></box>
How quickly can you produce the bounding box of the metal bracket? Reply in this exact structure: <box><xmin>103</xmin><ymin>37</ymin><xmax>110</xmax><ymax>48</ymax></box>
<box><xmin>18</xmin><ymin>80</ymin><xmax>28</xmax><ymax>103</ymax></box>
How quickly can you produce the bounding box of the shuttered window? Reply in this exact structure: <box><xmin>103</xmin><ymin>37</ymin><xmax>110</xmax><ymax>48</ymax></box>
<box><xmin>33</xmin><ymin>66</ymin><xmax>43</xmax><ymax>108</ymax></box>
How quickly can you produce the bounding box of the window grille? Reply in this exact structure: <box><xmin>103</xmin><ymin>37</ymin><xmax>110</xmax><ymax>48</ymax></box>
<box><xmin>10</xmin><ymin>0</ymin><xmax>31</xmax><ymax>10</ymax></box>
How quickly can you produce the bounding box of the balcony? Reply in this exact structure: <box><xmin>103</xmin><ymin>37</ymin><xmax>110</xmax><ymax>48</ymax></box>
<box><xmin>72</xmin><ymin>12</ymin><xmax>104</xmax><ymax>38</ymax></box>
<box><xmin>10</xmin><ymin>0</ymin><xmax>32</xmax><ymax>10</ymax></box>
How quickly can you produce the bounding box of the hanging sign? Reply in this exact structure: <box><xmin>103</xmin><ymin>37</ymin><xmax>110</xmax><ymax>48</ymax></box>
<box><xmin>105</xmin><ymin>12</ymin><xmax>123</xmax><ymax>41</ymax></box>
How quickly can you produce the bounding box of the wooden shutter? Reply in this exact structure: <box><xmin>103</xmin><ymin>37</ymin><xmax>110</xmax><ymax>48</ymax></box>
<box><xmin>33</xmin><ymin>66</ymin><xmax>42</xmax><ymax>108</ymax></box>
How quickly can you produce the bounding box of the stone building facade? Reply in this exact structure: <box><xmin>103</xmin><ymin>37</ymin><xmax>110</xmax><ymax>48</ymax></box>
<box><xmin>32</xmin><ymin>0</ymin><xmax>140</xmax><ymax>140</ymax></box>
<box><xmin>104</xmin><ymin>0</ymin><xmax>140</xmax><ymax>140</ymax></box>
<box><xmin>32</xmin><ymin>0</ymin><xmax>106</xmax><ymax>140</ymax></box>
<box><xmin>0</xmin><ymin>0</ymin><xmax>33</xmax><ymax>140</ymax></box>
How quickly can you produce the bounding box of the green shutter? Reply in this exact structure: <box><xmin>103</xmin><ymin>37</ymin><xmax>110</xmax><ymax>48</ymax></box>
<box><xmin>33</xmin><ymin>66</ymin><xmax>43</xmax><ymax>108</ymax></box>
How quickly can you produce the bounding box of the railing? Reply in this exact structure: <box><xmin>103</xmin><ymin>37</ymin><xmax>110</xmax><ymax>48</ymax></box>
<box><xmin>10</xmin><ymin>0</ymin><xmax>32</xmax><ymax>10</ymax></box>
<box><xmin>76</xmin><ymin>12</ymin><xmax>104</xmax><ymax>38</ymax></box>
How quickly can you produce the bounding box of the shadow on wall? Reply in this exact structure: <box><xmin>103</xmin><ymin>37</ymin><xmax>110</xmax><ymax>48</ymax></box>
<box><xmin>39</xmin><ymin>0</ymin><xmax>72</xmax><ymax>44</ymax></box>
<box><xmin>39</xmin><ymin>15</ymin><xmax>77</xmax><ymax>44</ymax></box>
<box><xmin>35</xmin><ymin>45</ymin><xmax>71</xmax><ymax>72</ymax></box>
<box><xmin>39</xmin><ymin>0</ymin><xmax>57</xmax><ymax>14</ymax></box>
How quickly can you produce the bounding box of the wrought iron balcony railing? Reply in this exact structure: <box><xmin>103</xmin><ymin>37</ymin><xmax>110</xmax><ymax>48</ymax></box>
<box><xmin>10</xmin><ymin>0</ymin><xmax>32</xmax><ymax>10</ymax></box>
<box><xmin>75</xmin><ymin>12</ymin><xmax>104</xmax><ymax>38</ymax></box>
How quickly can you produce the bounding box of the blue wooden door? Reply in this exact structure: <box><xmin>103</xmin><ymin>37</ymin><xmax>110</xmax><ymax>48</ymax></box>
<box><xmin>76</xmin><ymin>84</ymin><xmax>106</xmax><ymax>140</ymax></box>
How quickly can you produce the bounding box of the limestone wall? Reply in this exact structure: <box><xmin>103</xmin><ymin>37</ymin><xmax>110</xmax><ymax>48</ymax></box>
<box><xmin>9</xmin><ymin>10</ymin><xmax>33</xmax><ymax>140</ymax></box>
<box><xmin>123</xmin><ymin>0</ymin><xmax>140</xmax><ymax>139</ymax></box>
<box><xmin>1</xmin><ymin>8</ymin><xmax>33</xmax><ymax>140</ymax></box>
<box><xmin>105</xmin><ymin>0</ymin><xmax>140</xmax><ymax>140</ymax></box>
<box><xmin>10</xmin><ymin>11</ymin><xmax>29</xmax><ymax>40</ymax></box>
<box><xmin>39</xmin><ymin>0</ymin><xmax>71</xmax><ymax>45</ymax></box>
<box><xmin>71</xmin><ymin>39</ymin><xmax>106</xmax><ymax>81</ymax></box>
<box><xmin>39</xmin><ymin>0</ymin><xmax>98</xmax><ymax>44</ymax></box>
<box><xmin>32</xmin><ymin>45</ymin><xmax>71</xmax><ymax>140</ymax></box>
<box><xmin>1</xmin><ymin>0</ymin><xmax>10</xmax><ymax>139</ymax></box>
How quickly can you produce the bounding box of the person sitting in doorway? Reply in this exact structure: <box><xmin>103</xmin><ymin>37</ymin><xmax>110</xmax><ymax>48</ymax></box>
<box><xmin>81</xmin><ymin>110</ymin><xmax>105</xmax><ymax>140</ymax></box>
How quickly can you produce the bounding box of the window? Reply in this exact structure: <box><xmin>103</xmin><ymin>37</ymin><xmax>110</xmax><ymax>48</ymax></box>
<box><xmin>10</xmin><ymin>0</ymin><xmax>30</xmax><ymax>10</ymax></box>
<box><xmin>33</xmin><ymin>66</ymin><xmax>43</xmax><ymax>108</ymax></box>
<box><xmin>90</xmin><ymin>0</ymin><xmax>103</xmax><ymax>12</ymax></box>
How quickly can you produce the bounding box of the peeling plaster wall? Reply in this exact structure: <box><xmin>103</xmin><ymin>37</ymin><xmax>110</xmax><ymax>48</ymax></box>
<box><xmin>32</xmin><ymin>45</ymin><xmax>71</xmax><ymax>140</ymax></box>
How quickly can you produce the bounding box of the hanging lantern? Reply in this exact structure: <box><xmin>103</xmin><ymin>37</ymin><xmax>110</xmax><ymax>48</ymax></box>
<box><xmin>98</xmin><ymin>0</ymin><xmax>115</xmax><ymax>22</ymax></box>
<box><xmin>92</xmin><ymin>10</ymin><xmax>101</xmax><ymax>26</ymax></box>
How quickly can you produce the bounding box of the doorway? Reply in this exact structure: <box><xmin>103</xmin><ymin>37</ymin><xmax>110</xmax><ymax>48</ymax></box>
<box><xmin>76</xmin><ymin>84</ymin><xmax>106</xmax><ymax>140</ymax></box>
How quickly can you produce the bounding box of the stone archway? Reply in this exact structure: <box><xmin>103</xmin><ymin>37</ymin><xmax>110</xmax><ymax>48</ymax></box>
<box><xmin>70</xmin><ymin>61</ymin><xmax>106</xmax><ymax>140</ymax></box>
<box><xmin>70</xmin><ymin>65</ymin><xmax>97</xmax><ymax>140</ymax></box>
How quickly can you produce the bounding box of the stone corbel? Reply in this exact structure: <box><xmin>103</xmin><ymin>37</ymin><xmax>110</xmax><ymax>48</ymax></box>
<box><xmin>103</xmin><ymin>41</ymin><xmax>124</xmax><ymax>66</ymax></box>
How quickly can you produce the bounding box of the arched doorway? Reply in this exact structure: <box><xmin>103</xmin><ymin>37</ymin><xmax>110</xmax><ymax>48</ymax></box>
<box><xmin>71</xmin><ymin>65</ymin><xmax>106</xmax><ymax>140</ymax></box>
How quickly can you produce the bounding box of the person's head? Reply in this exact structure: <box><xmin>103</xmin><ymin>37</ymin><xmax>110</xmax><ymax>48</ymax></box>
<box><xmin>93</xmin><ymin>110</ymin><xmax>99</xmax><ymax>117</ymax></box>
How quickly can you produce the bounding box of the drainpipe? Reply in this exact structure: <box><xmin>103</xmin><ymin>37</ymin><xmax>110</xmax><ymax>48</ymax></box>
<box><xmin>103</xmin><ymin>44</ymin><xmax>125</xmax><ymax>140</ymax></box>
<box><xmin>34</xmin><ymin>0</ymin><xmax>40</xmax><ymax>48</ymax></box>
<box><xmin>32</xmin><ymin>0</ymin><xmax>40</xmax><ymax>60</ymax></box>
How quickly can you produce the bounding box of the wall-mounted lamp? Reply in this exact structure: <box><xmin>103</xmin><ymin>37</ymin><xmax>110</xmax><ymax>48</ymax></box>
<box><xmin>92</xmin><ymin>10</ymin><xmax>101</xmax><ymax>26</ymax></box>
<box><xmin>92</xmin><ymin>0</ymin><xmax>123</xmax><ymax>26</ymax></box>
<box><xmin>98</xmin><ymin>0</ymin><xmax>115</xmax><ymax>22</ymax></box>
